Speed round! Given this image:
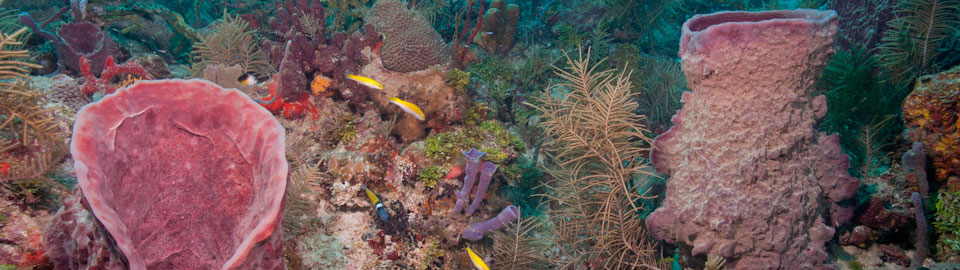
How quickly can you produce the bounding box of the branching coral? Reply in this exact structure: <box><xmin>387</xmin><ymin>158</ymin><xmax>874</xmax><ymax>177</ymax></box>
<box><xmin>527</xmin><ymin>48</ymin><xmax>660</xmax><ymax>269</ymax></box>
<box><xmin>879</xmin><ymin>0</ymin><xmax>960</xmax><ymax>86</ymax></box>
<box><xmin>191</xmin><ymin>11</ymin><xmax>272</xmax><ymax>77</ymax></box>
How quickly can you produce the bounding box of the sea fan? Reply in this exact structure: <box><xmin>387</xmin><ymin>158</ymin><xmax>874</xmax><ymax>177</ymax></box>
<box><xmin>879</xmin><ymin>0</ymin><xmax>960</xmax><ymax>86</ymax></box>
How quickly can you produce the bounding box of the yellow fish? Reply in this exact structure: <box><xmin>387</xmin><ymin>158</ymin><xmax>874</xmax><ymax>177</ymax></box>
<box><xmin>346</xmin><ymin>74</ymin><xmax>383</xmax><ymax>90</ymax></box>
<box><xmin>388</xmin><ymin>97</ymin><xmax>425</xmax><ymax>121</ymax></box>
<box><xmin>361</xmin><ymin>185</ymin><xmax>389</xmax><ymax>222</ymax></box>
<box><xmin>466</xmin><ymin>247</ymin><xmax>490</xmax><ymax>270</ymax></box>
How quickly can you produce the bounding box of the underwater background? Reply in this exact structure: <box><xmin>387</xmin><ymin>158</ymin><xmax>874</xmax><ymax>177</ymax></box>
<box><xmin>0</xmin><ymin>0</ymin><xmax>959</xmax><ymax>269</ymax></box>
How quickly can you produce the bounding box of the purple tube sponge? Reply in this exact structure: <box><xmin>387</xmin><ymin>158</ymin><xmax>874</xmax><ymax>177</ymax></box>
<box><xmin>462</xmin><ymin>205</ymin><xmax>519</xmax><ymax>241</ymax></box>
<box><xmin>903</xmin><ymin>142</ymin><xmax>928</xmax><ymax>199</ymax></box>
<box><xmin>466</xmin><ymin>162</ymin><xmax>498</xmax><ymax>215</ymax></box>
<box><xmin>19</xmin><ymin>12</ymin><xmax>62</xmax><ymax>75</ymax></box>
<box><xmin>454</xmin><ymin>148</ymin><xmax>486</xmax><ymax>214</ymax></box>
<box><xmin>912</xmin><ymin>192</ymin><xmax>928</xmax><ymax>267</ymax></box>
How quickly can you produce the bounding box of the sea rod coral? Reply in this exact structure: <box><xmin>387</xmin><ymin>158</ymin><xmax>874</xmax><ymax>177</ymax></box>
<box><xmin>646</xmin><ymin>9</ymin><xmax>858</xmax><ymax>270</ymax></box>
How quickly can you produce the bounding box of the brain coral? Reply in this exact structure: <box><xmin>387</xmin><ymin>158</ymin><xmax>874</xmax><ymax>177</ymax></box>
<box><xmin>903</xmin><ymin>65</ymin><xmax>960</xmax><ymax>182</ymax></box>
<box><xmin>646</xmin><ymin>9</ymin><xmax>858</xmax><ymax>269</ymax></box>
<box><xmin>365</xmin><ymin>0</ymin><xmax>451</xmax><ymax>72</ymax></box>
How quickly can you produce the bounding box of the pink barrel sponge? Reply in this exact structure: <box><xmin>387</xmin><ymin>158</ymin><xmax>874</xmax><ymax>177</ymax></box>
<box><xmin>70</xmin><ymin>79</ymin><xmax>288</xmax><ymax>270</ymax></box>
<box><xmin>646</xmin><ymin>9</ymin><xmax>858</xmax><ymax>269</ymax></box>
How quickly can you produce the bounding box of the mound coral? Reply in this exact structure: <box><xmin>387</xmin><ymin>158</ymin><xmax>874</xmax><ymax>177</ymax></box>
<box><xmin>51</xmin><ymin>79</ymin><xmax>288</xmax><ymax>270</ymax></box>
<box><xmin>365</xmin><ymin>0</ymin><xmax>451</xmax><ymax>72</ymax></box>
<box><xmin>646</xmin><ymin>9</ymin><xmax>858</xmax><ymax>269</ymax></box>
<box><xmin>902</xmin><ymin>65</ymin><xmax>960</xmax><ymax>182</ymax></box>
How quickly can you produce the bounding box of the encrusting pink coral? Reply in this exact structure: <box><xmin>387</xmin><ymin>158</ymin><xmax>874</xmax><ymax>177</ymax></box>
<box><xmin>646</xmin><ymin>9</ymin><xmax>858</xmax><ymax>269</ymax></box>
<box><xmin>64</xmin><ymin>79</ymin><xmax>288</xmax><ymax>270</ymax></box>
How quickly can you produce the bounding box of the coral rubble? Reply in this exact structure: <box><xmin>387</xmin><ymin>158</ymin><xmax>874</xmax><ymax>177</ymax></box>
<box><xmin>647</xmin><ymin>9</ymin><xmax>858</xmax><ymax>269</ymax></box>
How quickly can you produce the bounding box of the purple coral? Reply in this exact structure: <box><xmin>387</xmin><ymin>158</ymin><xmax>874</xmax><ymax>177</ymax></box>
<box><xmin>466</xmin><ymin>162</ymin><xmax>498</xmax><ymax>215</ymax></box>
<box><xmin>462</xmin><ymin>205</ymin><xmax>519</xmax><ymax>241</ymax></box>
<box><xmin>453</xmin><ymin>148</ymin><xmax>486</xmax><ymax>214</ymax></box>
<box><xmin>263</xmin><ymin>0</ymin><xmax>379</xmax><ymax>106</ymax></box>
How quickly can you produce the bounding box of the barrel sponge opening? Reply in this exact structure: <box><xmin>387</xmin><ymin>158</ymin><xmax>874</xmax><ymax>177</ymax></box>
<box><xmin>70</xmin><ymin>79</ymin><xmax>287</xmax><ymax>270</ymax></box>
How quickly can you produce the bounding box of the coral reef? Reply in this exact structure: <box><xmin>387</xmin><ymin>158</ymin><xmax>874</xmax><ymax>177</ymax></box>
<box><xmin>902</xmin><ymin>65</ymin><xmax>960</xmax><ymax>182</ymax></box>
<box><xmin>365</xmin><ymin>0</ymin><xmax>451</xmax><ymax>72</ymax></box>
<box><xmin>62</xmin><ymin>79</ymin><xmax>287</xmax><ymax>269</ymax></box>
<box><xmin>646</xmin><ymin>10</ymin><xmax>859</xmax><ymax>269</ymax></box>
<box><xmin>473</xmin><ymin>0</ymin><xmax>519</xmax><ymax>54</ymax></box>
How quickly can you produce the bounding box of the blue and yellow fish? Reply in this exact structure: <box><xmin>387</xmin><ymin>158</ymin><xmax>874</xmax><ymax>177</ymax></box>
<box><xmin>361</xmin><ymin>185</ymin><xmax>389</xmax><ymax>222</ymax></box>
